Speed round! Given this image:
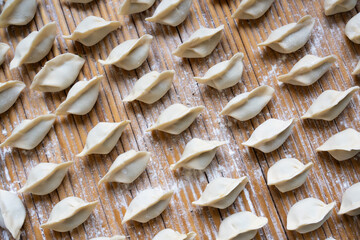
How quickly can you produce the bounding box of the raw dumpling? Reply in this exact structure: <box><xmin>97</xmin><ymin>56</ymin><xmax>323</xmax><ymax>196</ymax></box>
<box><xmin>352</xmin><ymin>60</ymin><xmax>360</xmax><ymax>75</ymax></box>
<box><xmin>220</xmin><ymin>85</ymin><xmax>274</xmax><ymax>121</ymax></box>
<box><xmin>19</xmin><ymin>162</ymin><xmax>73</xmax><ymax>195</ymax></box>
<box><xmin>316</xmin><ymin>128</ymin><xmax>360</xmax><ymax>161</ymax></box>
<box><xmin>301</xmin><ymin>86</ymin><xmax>359</xmax><ymax>121</ymax></box>
<box><xmin>0</xmin><ymin>43</ymin><xmax>10</xmax><ymax>65</ymax></box>
<box><xmin>90</xmin><ymin>236</ymin><xmax>126</xmax><ymax>240</ymax></box>
<box><xmin>0</xmin><ymin>80</ymin><xmax>25</xmax><ymax>114</ymax></box>
<box><xmin>170</xmin><ymin>138</ymin><xmax>225</xmax><ymax>170</ymax></box>
<box><xmin>0</xmin><ymin>190</ymin><xmax>26</xmax><ymax>240</ymax></box>
<box><xmin>338</xmin><ymin>182</ymin><xmax>360</xmax><ymax>216</ymax></box>
<box><xmin>0</xmin><ymin>0</ymin><xmax>37</xmax><ymax>27</ymax></box>
<box><xmin>287</xmin><ymin>198</ymin><xmax>335</xmax><ymax>233</ymax></box>
<box><xmin>98</xmin><ymin>34</ymin><xmax>153</xmax><ymax>70</ymax></box>
<box><xmin>194</xmin><ymin>52</ymin><xmax>244</xmax><ymax>90</ymax></box>
<box><xmin>267</xmin><ymin>158</ymin><xmax>313</xmax><ymax>192</ymax></box>
<box><xmin>324</xmin><ymin>0</ymin><xmax>357</xmax><ymax>15</ymax></box>
<box><xmin>119</xmin><ymin>0</ymin><xmax>155</xmax><ymax>15</ymax></box>
<box><xmin>41</xmin><ymin>197</ymin><xmax>98</xmax><ymax>232</ymax></box>
<box><xmin>98</xmin><ymin>150</ymin><xmax>150</xmax><ymax>185</ymax></box>
<box><xmin>345</xmin><ymin>13</ymin><xmax>360</xmax><ymax>44</ymax></box>
<box><xmin>192</xmin><ymin>177</ymin><xmax>248</xmax><ymax>209</ymax></box>
<box><xmin>0</xmin><ymin>114</ymin><xmax>56</xmax><ymax>150</ymax></box>
<box><xmin>258</xmin><ymin>15</ymin><xmax>315</xmax><ymax>54</ymax></box>
<box><xmin>242</xmin><ymin>118</ymin><xmax>295</xmax><ymax>153</ymax></box>
<box><xmin>31</xmin><ymin>53</ymin><xmax>85</xmax><ymax>92</ymax></box>
<box><xmin>232</xmin><ymin>0</ymin><xmax>274</xmax><ymax>19</ymax></box>
<box><xmin>64</xmin><ymin>16</ymin><xmax>120</xmax><ymax>46</ymax></box>
<box><xmin>146</xmin><ymin>103</ymin><xmax>204</xmax><ymax>134</ymax></box>
<box><xmin>153</xmin><ymin>229</ymin><xmax>196</xmax><ymax>240</ymax></box>
<box><xmin>55</xmin><ymin>75</ymin><xmax>102</xmax><ymax>115</ymax></box>
<box><xmin>123</xmin><ymin>70</ymin><xmax>174</xmax><ymax>104</ymax></box>
<box><xmin>122</xmin><ymin>188</ymin><xmax>173</xmax><ymax>224</ymax></box>
<box><xmin>145</xmin><ymin>0</ymin><xmax>192</xmax><ymax>26</ymax></box>
<box><xmin>173</xmin><ymin>26</ymin><xmax>224</xmax><ymax>58</ymax></box>
<box><xmin>278</xmin><ymin>55</ymin><xmax>337</xmax><ymax>86</ymax></box>
<box><xmin>10</xmin><ymin>22</ymin><xmax>57</xmax><ymax>69</ymax></box>
<box><xmin>217</xmin><ymin>211</ymin><xmax>268</xmax><ymax>240</ymax></box>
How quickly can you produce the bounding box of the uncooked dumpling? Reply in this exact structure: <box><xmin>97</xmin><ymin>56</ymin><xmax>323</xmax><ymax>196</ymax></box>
<box><xmin>90</xmin><ymin>236</ymin><xmax>126</xmax><ymax>240</ymax></box>
<box><xmin>345</xmin><ymin>12</ymin><xmax>360</xmax><ymax>44</ymax></box>
<box><xmin>0</xmin><ymin>0</ymin><xmax>37</xmax><ymax>27</ymax></box>
<box><xmin>352</xmin><ymin>60</ymin><xmax>360</xmax><ymax>75</ymax></box>
<box><xmin>0</xmin><ymin>43</ymin><xmax>10</xmax><ymax>65</ymax></box>
<box><xmin>232</xmin><ymin>0</ymin><xmax>274</xmax><ymax>19</ymax></box>
<box><xmin>324</xmin><ymin>0</ymin><xmax>357</xmax><ymax>15</ymax></box>
<box><xmin>0</xmin><ymin>80</ymin><xmax>25</xmax><ymax>114</ymax></box>
<box><xmin>119</xmin><ymin>0</ymin><xmax>155</xmax><ymax>15</ymax></box>
<box><xmin>338</xmin><ymin>182</ymin><xmax>360</xmax><ymax>216</ymax></box>
<box><xmin>153</xmin><ymin>229</ymin><xmax>196</xmax><ymax>240</ymax></box>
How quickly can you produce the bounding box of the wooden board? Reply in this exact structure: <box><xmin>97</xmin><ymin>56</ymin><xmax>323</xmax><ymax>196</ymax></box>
<box><xmin>0</xmin><ymin>0</ymin><xmax>359</xmax><ymax>239</ymax></box>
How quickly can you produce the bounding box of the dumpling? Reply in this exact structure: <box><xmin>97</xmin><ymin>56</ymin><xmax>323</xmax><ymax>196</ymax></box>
<box><xmin>267</xmin><ymin>158</ymin><xmax>313</xmax><ymax>193</ymax></box>
<box><xmin>146</xmin><ymin>103</ymin><xmax>204</xmax><ymax>135</ymax></box>
<box><xmin>153</xmin><ymin>229</ymin><xmax>196</xmax><ymax>240</ymax></box>
<box><xmin>98</xmin><ymin>34</ymin><xmax>153</xmax><ymax>70</ymax></box>
<box><xmin>122</xmin><ymin>188</ymin><xmax>173</xmax><ymax>224</ymax></box>
<box><xmin>192</xmin><ymin>177</ymin><xmax>248</xmax><ymax>209</ymax></box>
<box><xmin>0</xmin><ymin>80</ymin><xmax>25</xmax><ymax>114</ymax></box>
<box><xmin>173</xmin><ymin>26</ymin><xmax>224</xmax><ymax>58</ymax></box>
<box><xmin>316</xmin><ymin>128</ymin><xmax>360</xmax><ymax>161</ymax></box>
<box><xmin>90</xmin><ymin>236</ymin><xmax>126</xmax><ymax>240</ymax></box>
<box><xmin>98</xmin><ymin>150</ymin><xmax>150</xmax><ymax>185</ymax></box>
<box><xmin>217</xmin><ymin>211</ymin><xmax>268</xmax><ymax>240</ymax></box>
<box><xmin>338</xmin><ymin>182</ymin><xmax>360</xmax><ymax>216</ymax></box>
<box><xmin>0</xmin><ymin>43</ymin><xmax>10</xmax><ymax>65</ymax></box>
<box><xmin>55</xmin><ymin>75</ymin><xmax>102</xmax><ymax>115</ymax></box>
<box><xmin>345</xmin><ymin>13</ymin><xmax>360</xmax><ymax>44</ymax></box>
<box><xmin>41</xmin><ymin>197</ymin><xmax>98</xmax><ymax>232</ymax></box>
<box><xmin>31</xmin><ymin>53</ymin><xmax>85</xmax><ymax>92</ymax></box>
<box><xmin>64</xmin><ymin>16</ymin><xmax>120</xmax><ymax>46</ymax></box>
<box><xmin>119</xmin><ymin>0</ymin><xmax>155</xmax><ymax>15</ymax></box>
<box><xmin>232</xmin><ymin>0</ymin><xmax>274</xmax><ymax>19</ymax></box>
<box><xmin>324</xmin><ymin>0</ymin><xmax>357</xmax><ymax>15</ymax></box>
<box><xmin>170</xmin><ymin>138</ymin><xmax>225</xmax><ymax>170</ymax></box>
<box><xmin>352</xmin><ymin>60</ymin><xmax>360</xmax><ymax>75</ymax></box>
<box><xmin>145</xmin><ymin>0</ymin><xmax>192</xmax><ymax>26</ymax></box>
<box><xmin>278</xmin><ymin>55</ymin><xmax>337</xmax><ymax>86</ymax></box>
<box><xmin>0</xmin><ymin>114</ymin><xmax>56</xmax><ymax>150</ymax></box>
<box><xmin>287</xmin><ymin>198</ymin><xmax>335</xmax><ymax>234</ymax></box>
<box><xmin>77</xmin><ymin>120</ymin><xmax>130</xmax><ymax>157</ymax></box>
<box><xmin>0</xmin><ymin>190</ymin><xmax>26</xmax><ymax>240</ymax></box>
<box><xmin>10</xmin><ymin>22</ymin><xmax>57</xmax><ymax>69</ymax></box>
<box><xmin>258</xmin><ymin>15</ymin><xmax>315</xmax><ymax>54</ymax></box>
<box><xmin>194</xmin><ymin>52</ymin><xmax>244</xmax><ymax>90</ymax></box>
<box><xmin>242</xmin><ymin>118</ymin><xmax>295</xmax><ymax>153</ymax></box>
<box><xmin>301</xmin><ymin>86</ymin><xmax>360</xmax><ymax>121</ymax></box>
<box><xmin>0</xmin><ymin>0</ymin><xmax>37</xmax><ymax>27</ymax></box>
<box><xmin>123</xmin><ymin>70</ymin><xmax>174</xmax><ymax>104</ymax></box>
<box><xmin>220</xmin><ymin>85</ymin><xmax>274</xmax><ymax>121</ymax></box>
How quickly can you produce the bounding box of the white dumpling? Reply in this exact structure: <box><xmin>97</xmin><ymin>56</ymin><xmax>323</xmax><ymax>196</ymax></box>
<box><xmin>119</xmin><ymin>0</ymin><xmax>155</xmax><ymax>15</ymax></box>
<box><xmin>217</xmin><ymin>211</ymin><xmax>268</xmax><ymax>240</ymax></box>
<box><xmin>352</xmin><ymin>60</ymin><xmax>360</xmax><ymax>75</ymax></box>
<box><xmin>194</xmin><ymin>52</ymin><xmax>244</xmax><ymax>90</ymax></box>
<box><xmin>301</xmin><ymin>86</ymin><xmax>359</xmax><ymax>121</ymax></box>
<box><xmin>90</xmin><ymin>236</ymin><xmax>126</xmax><ymax>240</ymax></box>
<box><xmin>55</xmin><ymin>75</ymin><xmax>102</xmax><ymax>115</ymax></box>
<box><xmin>31</xmin><ymin>53</ymin><xmax>85</xmax><ymax>92</ymax></box>
<box><xmin>170</xmin><ymin>138</ymin><xmax>225</xmax><ymax>170</ymax></box>
<box><xmin>173</xmin><ymin>26</ymin><xmax>224</xmax><ymax>58</ymax></box>
<box><xmin>287</xmin><ymin>198</ymin><xmax>335</xmax><ymax>234</ymax></box>
<box><xmin>19</xmin><ymin>162</ymin><xmax>72</xmax><ymax>195</ymax></box>
<box><xmin>192</xmin><ymin>177</ymin><xmax>248</xmax><ymax>209</ymax></box>
<box><xmin>232</xmin><ymin>0</ymin><xmax>274</xmax><ymax>19</ymax></box>
<box><xmin>146</xmin><ymin>103</ymin><xmax>204</xmax><ymax>135</ymax></box>
<box><xmin>220</xmin><ymin>85</ymin><xmax>274</xmax><ymax>121</ymax></box>
<box><xmin>153</xmin><ymin>229</ymin><xmax>196</xmax><ymax>240</ymax></box>
<box><xmin>123</xmin><ymin>70</ymin><xmax>174</xmax><ymax>104</ymax></box>
<box><xmin>338</xmin><ymin>182</ymin><xmax>360</xmax><ymax>216</ymax></box>
<box><xmin>145</xmin><ymin>0</ymin><xmax>192</xmax><ymax>26</ymax></box>
<box><xmin>0</xmin><ymin>43</ymin><xmax>10</xmax><ymax>65</ymax></box>
<box><xmin>242</xmin><ymin>118</ymin><xmax>295</xmax><ymax>153</ymax></box>
<box><xmin>0</xmin><ymin>0</ymin><xmax>37</xmax><ymax>27</ymax></box>
<box><xmin>0</xmin><ymin>80</ymin><xmax>25</xmax><ymax>114</ymax></box>
<box><xmin>345</xmin><ymin>13</ymin><xmax>360</xmax><ymax>44</ymax></box>
<box><xmin>98</xmin><ymin>34</ymin><xmax>153</xmax><ymax>70</ymax></box>
<box><xmin>267</xmin><ymin>158</ymin><xmax>313</xmax><ymax>193</ymax></box>
<box><xmin>258</xmin><ymin>15</ymin><xmax>315</xmax><ymax>54</ymax></box>
<box><xmin>122</xmin><ymin>188</ymin><xmax>173</xmax><ymax>224</ymax></box>
<box><xmin>324</xmin><ymin>0</ymin><xmax>357</xmax><ymax>15</ymax></box>
<box><xmin>0</xmin><ymin>114</ymin><xmax>56</xmax><ymax>150</ymax></box>
<box><xmin>278</xmin><ymin>55</ymin><xmax>337</xmax><ymax>86</ymax></box>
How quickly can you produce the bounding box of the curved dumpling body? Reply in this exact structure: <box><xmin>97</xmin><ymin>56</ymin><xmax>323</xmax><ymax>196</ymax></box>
<box><xmin>55</xmin><ymin>75</ymin><xmax>102</xmax><ymax>115</ymax></box>
<box><xmin>287</xmin><ymin>198</ymin><xmax>335</xmax><ymax>234</ymax></box>
<box><xmin>192</xmin><ymin>177</ymin><xmax>248</xmax><ymax>209</ymax></box>
<box><xmin>10</xmin><ymin>22</ymin><xmax>57</xmax><ymax>69</ymax></box>
<box><xmin>0</xmin><ymin>114</ymin><xmax>56</xmax><ymax>150</ymax></box>
<box><xmin>346</xmin><ymin>12</ymin><xmax>360</xmax><ymax>44</ymax></box>
<box><xmin>146</xmin><ymin>103</ymin><xmax>204</xmax><ymax>134</ymax></box>
<box><xmin>258</xmin><ymin>15</ymin><xmax>315</xmax><ymax>54</ymax></box>
<box><xmin>0</xmin><ymin>80</ymin><xmax>25</xmax><ymax>114</ymax></box>
<box><xmin>267</xmin><ymin>158</ymin><xmax>313</xmax><ymax>192</ymax></box>
<box><xmin>153</xmin><ymin>229</ymin><xmax>196</xmax><ymax>240</ymax></box>
<box><xmin>0</xmin><ymin>0</ymin><xmax>37</xmax><ymax>27</ymax></box>
<box><xmin>122</xmin><ymin>188</ymin><xmax>173</xmax><ymax>223</ymax></box>
<box><xmin>352</xmin><ymin>60</ymin><xmax>360</xmax><ymax>75</ymax></box>
<box><xmin>232</xmin><ymin>0</ymin><xmax>274</xmax><ymax>19</ymax></box>
<box><xmin>0</xmin><ymin>43</ymin><xmax>10</xmax><ymax>65</ymax></box>
<box><xmin>338</xmin><ymin>182</ymin><xmax>360</xmax><ymax>216</ymax></box>
<box><xmin>278</xmin><ymin>55</ymin><xmax>337</xmax><ymax>86</ymax></box>
<box><xmin>220</xmin><ymin>85</ymin><xmax>274</xmax><ymax>121</ymax></box>
<box><xmin>90</xmin><ymin>236</ymin><xmax>126</xmax><ymax>240</ymax></box>
<box><xmin>301</xmin><ymin>86</ymin><xmax>359</xmax><ymax>121</ymax></box>
<box><xmin>242</xmin><ymin>118</ymin><xmax>295</xmax><ymax>153</ymax></box>
<box><xmin>123</xmin><ymin>70</ymin><xmax>174</xmax><ymax>104</ymax></box>
<box><xmin>119</xmin><ymin>0</ymin><xmax>155</xmax><ymax>15</ymax></box>
<box><xmin>173</xmin><ymin>26</ymin><xmax>224</xmax><ymax>58</ymax></box>
<box><xmin>324</xmin><ymin>0</ymin><xmax>357</xmax><ymax>15</ymax></box>
<box><xmin>170</xmin><ymin>138</ymin><xmax>225</xmax><ymax>170</ymax></box>
<box><xmin>194</xmin><ymin>52</ymin><xmax>244</xmax><ymax>90</ymax></box>
<box><xmin>98</xmin><ymin>34</ymin><xmax>153</xmax><ymax>70</ymax></box>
